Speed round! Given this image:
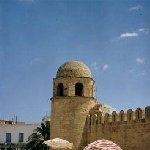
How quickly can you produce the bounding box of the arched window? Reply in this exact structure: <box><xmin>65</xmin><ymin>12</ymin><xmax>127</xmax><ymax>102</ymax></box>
<box><xmin>75</xmin><ymin>83</ymin><xmax>83</xmax><ymax>96</ymax></box>
<box><xmin>57</xmin><ymin>83</ymin><xmax>64</xmax><ymax>96</ymax></box>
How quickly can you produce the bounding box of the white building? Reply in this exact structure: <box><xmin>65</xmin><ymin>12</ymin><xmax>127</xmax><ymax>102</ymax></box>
<box><xmin>0</xmin><ymin>121</ymin><xmax>39</xmax><ymax>150</ymax></box>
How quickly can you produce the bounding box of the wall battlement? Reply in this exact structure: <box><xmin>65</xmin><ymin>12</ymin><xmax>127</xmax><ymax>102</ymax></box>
<box><xmin>51</xmin><ymin>61</ymin><xmax>150</xmax><ymax>150</ymax></box>
<box><xmin>86</xmin><ymin>106</ymin><xmax>150</xmax><ymax>126</ymax></box>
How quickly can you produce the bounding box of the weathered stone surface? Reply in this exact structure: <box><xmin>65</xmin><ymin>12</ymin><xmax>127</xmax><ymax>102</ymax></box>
<box><xmin>86</xmin><ymin>108</ymin><xmax>150</xmax><ymax>150</ymax></box>
<box><xmin>51</xmin><ymin>97</ymin><xmax>96</xmax><ymax>150</ymax></box>
<box><xmin>56</xmin><ymin>61</ymin><xmax>92</xmax><ymax>78</ymax></box>
<box><xmin>50</xmin><ymin>61</ymin><xmax>150</xmax><ymax>150</ymax></box>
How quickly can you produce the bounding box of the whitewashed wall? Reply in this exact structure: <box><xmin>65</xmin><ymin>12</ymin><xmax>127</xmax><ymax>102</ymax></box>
<box><xmin>0</xmin><ymin>124</ymin><xmax>39</xmax><ymax>143</ymax></box>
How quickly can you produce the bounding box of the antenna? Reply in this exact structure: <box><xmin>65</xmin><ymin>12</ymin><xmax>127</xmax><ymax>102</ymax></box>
<box><xmin>16</xmin><ymin>115</ymin><xmax>17</xmax><ymax>124</ymax></box>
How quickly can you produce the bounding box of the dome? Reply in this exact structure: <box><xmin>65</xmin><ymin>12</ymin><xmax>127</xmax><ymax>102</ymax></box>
<box><xmin>56</xmin><ymin>61</ymin><xmax>92</xmax><ymax>78</ymax></box>
<box><xmin>102</xmin><ymin>104</ymin><xmax>116</xmax><ymax>114</ymax></box>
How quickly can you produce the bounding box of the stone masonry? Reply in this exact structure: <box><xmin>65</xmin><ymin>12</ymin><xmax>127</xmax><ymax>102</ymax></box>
<box><xmin>50</xmin><ymin>61</ymin><xmax>150</xmax><ymax>150</ymax></box>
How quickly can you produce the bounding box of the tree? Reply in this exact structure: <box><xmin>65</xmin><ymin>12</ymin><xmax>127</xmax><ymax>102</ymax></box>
<box><xmin>25</xmin><ymin>121</ymin><xmax>50</xmax><ymax>150</ymax></box>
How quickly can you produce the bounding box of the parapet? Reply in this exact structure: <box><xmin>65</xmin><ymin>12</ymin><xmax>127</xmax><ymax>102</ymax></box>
<box><xmin>86</xmin><ymin>106</ymin><xmax>150</xmax><ymax>126</ymax></box>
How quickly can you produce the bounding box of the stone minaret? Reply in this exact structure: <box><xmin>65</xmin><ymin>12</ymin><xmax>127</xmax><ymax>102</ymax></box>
<box><xmin>50</xmin><ymin>61</ymin><xmax>96</xmax><ymax>149</ymax></box>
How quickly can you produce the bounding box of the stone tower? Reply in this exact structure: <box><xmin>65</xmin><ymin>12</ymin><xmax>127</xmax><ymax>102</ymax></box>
<box><xmin>50</xmin><ymin>61</ymin><xmax>97</xmax><ymax>149</ymax></box>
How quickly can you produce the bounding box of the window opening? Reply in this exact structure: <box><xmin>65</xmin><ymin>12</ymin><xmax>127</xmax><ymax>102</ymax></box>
<box><xmin>75</xmin><ymin>83</ymin><xmax>83</xmax><ymax>96</ymax></box>
<box><xmin>57</xmin><ymin>83</ymin><xmax>64</xmax><ymax>96</ymax></box>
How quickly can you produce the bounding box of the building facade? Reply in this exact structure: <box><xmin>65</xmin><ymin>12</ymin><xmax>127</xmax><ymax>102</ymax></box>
<box><xmin>50</xmin><ymin>61</ymin><xmax>150</xmax><ymax>150</ymax></box>
<box><xmin>0</xmin><ymin>121</ymin><xmax>39</xmax><ymax>150</ymax></box>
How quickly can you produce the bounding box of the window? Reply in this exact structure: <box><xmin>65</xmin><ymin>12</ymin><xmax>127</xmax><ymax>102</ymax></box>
<box><xmin>57</xmin><ymin>83</ymin><xmax>64</xmax><ymax>96</ymax></box>
<box><xmin>19</xmin><ymin>133</ymin><xmax>24</xmax><ymax>142</ymax></box>
<box><xmin>75</xmin><ymin>83</ymin><xmax>83</xmax><ymax>96</ymax></box>
<box><xmin>6</xmin><ymin>133</ymin><xmax>11</xmax><ymax>143</ymax></box>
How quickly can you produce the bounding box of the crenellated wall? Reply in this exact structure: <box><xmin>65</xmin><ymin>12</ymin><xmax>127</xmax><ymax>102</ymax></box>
<box><xmin>84</xmin><ymin>106</ymin><xmax>150</xmax><ymax>150</ymax></box>
<box><xmin>51</xmin><ymin>61</ymin><xmax>150</xmax><ymax>150</ymax></box>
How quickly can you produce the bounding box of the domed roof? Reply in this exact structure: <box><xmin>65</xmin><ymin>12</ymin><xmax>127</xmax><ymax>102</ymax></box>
<box><xmin>56</xmin><ymin>61</ymin><xmax>92</xmax><ymax>78</ymax></box>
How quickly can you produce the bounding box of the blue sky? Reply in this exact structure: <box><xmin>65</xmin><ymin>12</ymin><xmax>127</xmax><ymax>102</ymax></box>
<box><xmin>0</xmin><ymin>0</ymin><xmax>150</xmax><ymax>123</ymax></box>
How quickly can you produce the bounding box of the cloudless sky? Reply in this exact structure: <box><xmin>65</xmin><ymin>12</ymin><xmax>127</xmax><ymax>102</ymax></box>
<box><xmin>0</xmin><ymin>0</ymin><xmax>150</xmax><ymax>123</ymax></box>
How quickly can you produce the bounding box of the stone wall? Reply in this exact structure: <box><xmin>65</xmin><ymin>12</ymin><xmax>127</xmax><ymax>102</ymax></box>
<box><xmin>85</xmin><ymin>106</ymin><xmax>150</xmax><ymax>150</ymax></box>
<box><xmin>50</xmin><ymin>61</ymin><xmax>150</xmax><ymax>150</ymax></box>
<box><xmin>50</xmin><ymin>96</ymin><xmax>96</xmax><ymax>150</ymax></box>
<box><xmin>53</xmin><ymin>77</ymin><xmax>95</xmax><ymax>97</ymax></box>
